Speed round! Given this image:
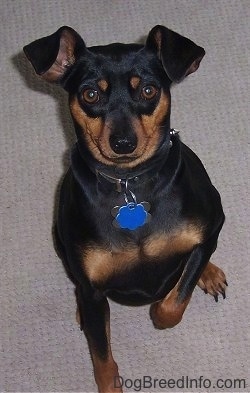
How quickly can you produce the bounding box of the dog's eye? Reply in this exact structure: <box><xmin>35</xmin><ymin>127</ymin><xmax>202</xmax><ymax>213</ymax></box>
<box><xmin>141</xmin><ymin>85</ymin><xmax>158</xmax><ymax>100</ymax></box>
<box><xmin>82</xmin><ymin>89</ymin><xmax>100</xmax><ymax>104</ymax></box>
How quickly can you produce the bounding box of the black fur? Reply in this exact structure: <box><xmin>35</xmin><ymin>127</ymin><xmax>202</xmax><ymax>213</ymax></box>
<box><xmin>24</xmin><ymin>25</ymin><xmax>225</xmax><ymax>392</ymax></box>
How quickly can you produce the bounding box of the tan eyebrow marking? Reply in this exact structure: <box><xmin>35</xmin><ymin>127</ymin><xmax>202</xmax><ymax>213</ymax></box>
<box><xmin>130</xmin><ymin>76</ymin><xmax>141</xmax><ymax>89</ymax></box>
<box><xmin>98</xmin><ymin>79</ymin><xmax>109</xmax><ymax>92</ymax></box>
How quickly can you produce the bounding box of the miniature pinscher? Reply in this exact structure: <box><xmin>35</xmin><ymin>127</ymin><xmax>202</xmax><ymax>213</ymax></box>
<box><xmin>24</xmin><ymin>25</ymin><xmax>227</xmax><ymax>392</ymax></box>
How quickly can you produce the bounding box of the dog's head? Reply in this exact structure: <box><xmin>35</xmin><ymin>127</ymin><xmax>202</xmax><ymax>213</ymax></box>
<box><xmin>24</xmin><ymin>25</ymin><xmax>205</xmax><ymax>169</ymax></box>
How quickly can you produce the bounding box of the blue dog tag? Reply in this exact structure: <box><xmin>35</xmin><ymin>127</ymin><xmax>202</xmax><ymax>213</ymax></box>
<box><xmin>112</xmin><ymin>201</ymin><xmax>151</xmax><ymax>230</ymax></box>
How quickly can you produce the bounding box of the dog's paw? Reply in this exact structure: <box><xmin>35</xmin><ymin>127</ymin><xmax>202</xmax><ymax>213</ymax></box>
<box><xmin>197</xmin><ymin>261</ymin><xmax>228</xmax><ymax>302</ymax></box>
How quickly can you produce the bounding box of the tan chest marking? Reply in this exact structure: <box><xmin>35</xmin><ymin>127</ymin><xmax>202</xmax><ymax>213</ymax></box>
<box><xmin>82</xmin><ymin>246</ymin><xmax>139</xmax><ymax>283</ymax></box>
<box><xmin>143</xmin><ymin>224</ymin><xmax>203</xmax><ymax>259</ymax></box>
<box><xmin>82</xmin><ymin>224</ymin><xmax>203</xmax><ymax>283</ymax></box>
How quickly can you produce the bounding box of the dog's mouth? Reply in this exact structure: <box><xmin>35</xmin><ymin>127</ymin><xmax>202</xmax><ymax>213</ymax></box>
<box><xmin>97</xmin><ymin>141</ymin><xmax>158</xmax><ymax>168</ymax></box>
<box><xmin>99</xmin><ymin>149</ymin><xmax>140</xmax><ymax>164</ymax></box>
<box><xmin>111</xmin><ymin>155</ymin><xmax>139</xmax><ymax>164</ymax></box>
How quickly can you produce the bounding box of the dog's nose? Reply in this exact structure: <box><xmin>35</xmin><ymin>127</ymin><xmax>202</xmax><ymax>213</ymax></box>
<box><xmin>109</xmin><ymin>134</ymin><xmax>137</xmax><ymax>154</ymax></box>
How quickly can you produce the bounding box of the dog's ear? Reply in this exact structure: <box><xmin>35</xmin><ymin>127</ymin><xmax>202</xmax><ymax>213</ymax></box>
<box><xmin>23</xmin><ymin>26</ymin><xmax>86</xmax><ymax>82</ymax></box>
<box><xmin>146</xmin><ymin>25</ymin><xmax>205</xmax><ymax>83</ymax></box>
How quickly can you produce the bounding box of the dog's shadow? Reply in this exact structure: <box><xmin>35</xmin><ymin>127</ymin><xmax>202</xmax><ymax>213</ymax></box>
<box><xmin>13</xmin><ymin>51</ymin><xmax>75</xmax><ymax>269</ymax></box>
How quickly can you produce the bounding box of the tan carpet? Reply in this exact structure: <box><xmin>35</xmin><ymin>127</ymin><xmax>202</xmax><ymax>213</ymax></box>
<box><xmin>0</xmin><ymin>0</ymin><xmax>249</xmax><ymax>392</ymax></box>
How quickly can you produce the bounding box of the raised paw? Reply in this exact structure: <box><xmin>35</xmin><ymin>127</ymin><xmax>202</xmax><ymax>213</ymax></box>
<box><xmin>197</xmin><ymin>261</ymin><xmax>228</xmax><ymax>302</ymax></box>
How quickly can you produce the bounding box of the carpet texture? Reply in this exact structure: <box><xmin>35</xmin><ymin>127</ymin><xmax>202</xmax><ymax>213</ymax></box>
<box><xmin>0</xmin><ymin>1</ymin><xmax>249</xmax><ymax>392</ymax></box>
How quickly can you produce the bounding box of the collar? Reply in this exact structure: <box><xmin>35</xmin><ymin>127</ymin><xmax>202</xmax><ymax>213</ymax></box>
<box><xmin>96</xmin><ymin>128</ymin><xmax>180</xmax><ymax>192</ymax></box>
<box><xmin>96</xmin><ymin>167</ymin><xmax>153</xmax><ymax>193</ymax></box>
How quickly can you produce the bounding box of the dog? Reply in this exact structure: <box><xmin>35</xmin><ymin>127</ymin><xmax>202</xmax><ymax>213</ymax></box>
<box><xmin>24</xmin><ymin>25</ymin><xmax>227</xmax><ymax>393</ymax></box>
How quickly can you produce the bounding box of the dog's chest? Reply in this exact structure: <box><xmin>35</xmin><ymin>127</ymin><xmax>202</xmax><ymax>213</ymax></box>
<box><xmin>82</xmin><ymin>223</ymin><xmax>203</xmax><ymax>284</ymax></box>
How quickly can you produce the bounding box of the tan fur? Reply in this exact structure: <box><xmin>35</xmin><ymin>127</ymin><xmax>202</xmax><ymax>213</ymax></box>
<box><xmin>130</xmin><ymin>76</ymin><xmax>141</xmax><ymax>89</ymax></box>
<box><xmin>150</xmin><ymin>285</ymin><xmax>191</xmax><ymax>329</ymax></box>
<box><xmin>70</xmin><ymin>91</ymin><xmax>170</xmax><ymax>169</ymax></box>
<box><xmin>140</xmin><ymin>92</ymin><xmax>170</xmax><ymax>137</ymax></box>
<box><xmin>82</xmin><ymin>246</ymin><xmax>139</xmax><ymax>283</ymax></box>
<box><xmin>197</xmin><ymin>261</ymin><xmax>227</xmax><ymax>296</ymax></box>
<box><xmin>81</xmin><ymin>223</ymin><xmax>203</xmax><ymax>283</ymax></box>
<box><xmin>143</xmin><ymin>224</ymin><xmax>203</xmax><ymax>258</ymax></box>
<box><xmin>70</xmin><ymin>97</ymin><xmax>115</xmax><ymax>166</ymax></box>
<box><xmin>130</xmin><ymin>92</ymin><xmax>170</xmax><ymax>163</ymax></box>
<box><xmin>98</xmin><ymin>79</ymin><xmax>109</xmax><ymax>92</ymax></box>
<box><xmin>92</xmin><ymin>353</ymin><xmax>120</xmax><ymax>393</ymax></box>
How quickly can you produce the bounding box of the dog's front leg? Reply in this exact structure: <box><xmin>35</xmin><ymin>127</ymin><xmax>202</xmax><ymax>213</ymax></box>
<box><xmin>76</xmin><ymin>284</ymin><xmax>122</xmax><ymax>393</ymax></box>
<box><xmin>150</xmin><ymin>224</ymin><xmax>225</xmax><ymax>329</ymax></box>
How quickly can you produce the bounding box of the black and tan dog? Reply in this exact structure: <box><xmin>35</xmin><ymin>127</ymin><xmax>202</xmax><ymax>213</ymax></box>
<box><xmin>24</xmin><ymin>25</ymin><xmax>227</xmax><ymax>392</ymax></box>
